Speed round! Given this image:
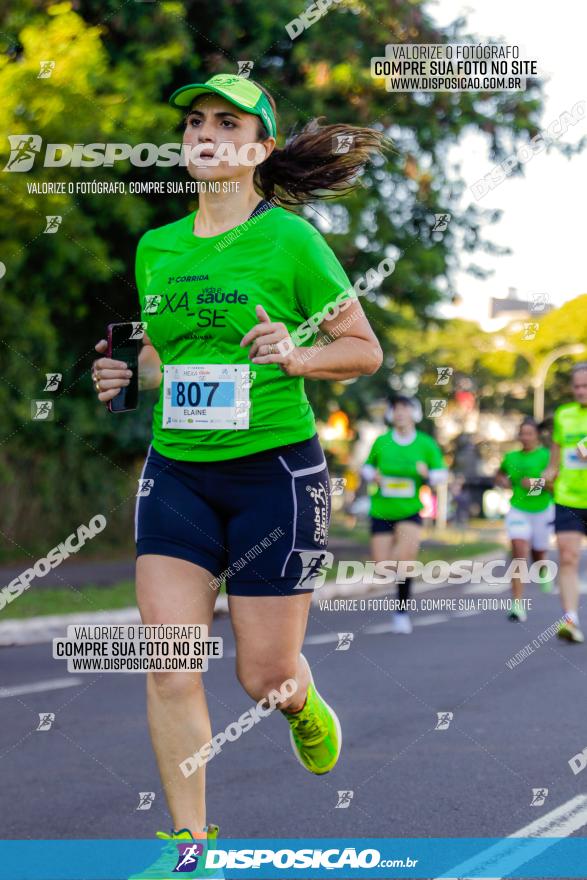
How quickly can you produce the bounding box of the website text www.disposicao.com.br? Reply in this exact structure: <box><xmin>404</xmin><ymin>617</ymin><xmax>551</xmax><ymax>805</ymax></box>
<box><xmin>198</xmin><ymin>846</ymin><xmax>417</xmax><ymax>871</ymax></box>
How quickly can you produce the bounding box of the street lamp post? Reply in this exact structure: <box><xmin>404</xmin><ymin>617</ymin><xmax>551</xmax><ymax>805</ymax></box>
<box><xmin>532</xmin><ymin>344</ymin><xmax>586</xmax><ymax>421</ymax></box>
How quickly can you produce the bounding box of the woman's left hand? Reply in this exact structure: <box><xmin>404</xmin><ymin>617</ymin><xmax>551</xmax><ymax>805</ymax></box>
<box><xmin>240</xmin><ymin>305</ymin><xmax>304</xmax><ymax>376</ymax></box>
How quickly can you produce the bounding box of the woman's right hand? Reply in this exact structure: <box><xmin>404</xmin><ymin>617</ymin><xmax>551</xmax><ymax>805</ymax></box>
<box><xmin>92</xmin><ymin>339</ymin><xmax>133</xmax><ymax>405</ymax></box>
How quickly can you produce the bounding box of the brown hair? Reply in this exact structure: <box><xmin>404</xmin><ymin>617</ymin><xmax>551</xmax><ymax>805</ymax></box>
<box><xmin>251</xmin><ymin>81</ymin><xmax>390</xmax><ymax>206</ymax></box>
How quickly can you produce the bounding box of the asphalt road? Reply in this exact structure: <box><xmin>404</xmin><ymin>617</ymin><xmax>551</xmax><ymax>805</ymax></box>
<box><xmin>3</xmin><ymin>560</ymin><xmax>587</xmax><ymax>861</ymax></box>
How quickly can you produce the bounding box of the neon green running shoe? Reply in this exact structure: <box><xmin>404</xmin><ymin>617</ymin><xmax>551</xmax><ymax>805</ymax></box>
<box><xmin>539</xmin><ymin>567</ymin><xmax>553</xmax><ymax>593</ymax></box>
<box><xmin>508</xmin><ymin>600</ymin><xmax>527</xmax><ymax>622</ymax></box>
<box><xmin>557</xmin><ymin>620</ymin><xmax>585</xmax><ymax>644</ymax></box>
<box><xmin>128</xmin><ymin>824</ymin><xmax>224</xmax><ymax>879</ymax></box>
<box><xmin>284</xmin><ymin>658</ymin><xmax>342</xmax><ymax>775</ymax></box>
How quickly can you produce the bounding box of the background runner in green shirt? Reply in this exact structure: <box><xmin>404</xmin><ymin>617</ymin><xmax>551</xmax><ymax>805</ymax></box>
<box><xmin>361</xmin><ymin>396</ymin><xmax>448</xmax><ymax>634</ymax></box>
<box><xmin>495</xmin><ymin>417</ymin><xmax>554</xmax><ymax>620</ymax></box>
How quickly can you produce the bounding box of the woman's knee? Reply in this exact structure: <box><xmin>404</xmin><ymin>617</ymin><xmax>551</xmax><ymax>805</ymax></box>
<box><xmin>236</xmin><ymin>660</ymin><xmax>299</xmax><ymax>704</ymax></box>
<box><xmin>148</xmin><ymin>669</ymin><xmax>204</xmax><ymax>700</ymax></box>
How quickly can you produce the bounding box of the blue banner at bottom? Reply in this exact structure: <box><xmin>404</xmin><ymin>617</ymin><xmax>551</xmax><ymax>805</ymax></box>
<box><xmin>2</xmin><ymin>837</ymin><xmax>587</xmax><ymax>879</ymax></box>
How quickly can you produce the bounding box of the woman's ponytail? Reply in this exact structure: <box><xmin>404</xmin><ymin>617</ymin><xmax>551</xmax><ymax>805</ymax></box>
<box><xmin>252</xmin><ymin>82</ymin><xmax>390</xmax><ymax>205</ymax></box>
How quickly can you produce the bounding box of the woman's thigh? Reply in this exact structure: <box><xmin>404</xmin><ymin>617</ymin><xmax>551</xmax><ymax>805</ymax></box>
<box><xmin>229</xmin><ymin>592</ymin><xmax>312</xmax><ymax>693</ymax></box>
<box><xmin>136</xmin><ymin>554</ymin><xmax>218</xmax><ymax>628</ymax></box>
<box><xmin>392</xmin><ymin>521</ymin><xmax>422</xmax><ymax>560</ymax></box>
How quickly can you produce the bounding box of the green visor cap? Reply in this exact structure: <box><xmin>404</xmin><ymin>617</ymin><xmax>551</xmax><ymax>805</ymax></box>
<box><xmin>168</xmin><ymin>74</ymin><xmax>277</xmax><ymax>139</ymax></box>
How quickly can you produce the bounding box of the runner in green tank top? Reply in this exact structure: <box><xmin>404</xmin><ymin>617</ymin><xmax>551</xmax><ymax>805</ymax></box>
<box><xmin>543</xmin><ymin>363</ymin><xmax>587</xmax><ymax>643</ymax></box>
<box><xmin>495</xmin><ymin>417</ymin><xmax>554</xmax><ymax>622</ymax></box>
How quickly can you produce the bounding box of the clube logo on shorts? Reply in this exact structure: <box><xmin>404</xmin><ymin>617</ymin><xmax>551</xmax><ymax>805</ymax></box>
<box><xmin>306</xmin><ymin>481</ymin><xmax>329</xmax><ymax>545</ymax></box>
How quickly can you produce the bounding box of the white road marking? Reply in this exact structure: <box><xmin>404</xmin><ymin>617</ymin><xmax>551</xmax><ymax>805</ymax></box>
<box><xmin>464</xmin><ymin>581</ymin><xmax>511</xmax><ymax>595</ymax></box>
<box><xmin>364</xmin><ymin>614</ymin><xmax>452</xmax><ymax>634</ymax></box>
<box><xmin>437</xmin><ymin>794</ymin><xmax>587</xmax><ymax>879</ymax></box>
<box><xmin>0</xmin><ymin>677</ymin><xmax>82</xmax><ymax>698</ymax></box>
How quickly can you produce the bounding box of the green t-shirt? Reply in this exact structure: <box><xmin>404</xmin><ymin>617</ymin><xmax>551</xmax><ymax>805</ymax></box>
<box><xmin>365</xmin><ymin>429</ymin><xmax>446</xmax><ymax>520</ymax></box>
<box><xmin>135</xmin><ymin>206</ymin><xmax>353</xmax><ymax>461</ymax></box>
<box><xmin>552</xmin><ymin>402</ymin><xmax>587</xmax><ymax>508</ymax></box>
<box><xmin>499</xmin><ymin>447</ymin><xmax>552</xmax><ymax>512</ymax></box>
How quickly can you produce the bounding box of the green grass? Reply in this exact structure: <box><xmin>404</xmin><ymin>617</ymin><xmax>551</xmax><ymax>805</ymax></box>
<box><xmin>0</xmin><ymin>580</ymin><xmax>138</xmax><ymax>620</ymax></box>
<box><xmin>0</xmin><ymin>540</ymin><xmax>504</xmax><ymax>620</ymax></box>
<box><xmin>419</xmin><ymin>541</ymin><xmax>503</xmax><ymax>564</ymax></box>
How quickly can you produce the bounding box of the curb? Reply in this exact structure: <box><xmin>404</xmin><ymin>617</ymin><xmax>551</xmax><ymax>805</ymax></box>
<box><xmin>0</xmin><ymin>552</ymin><xmax>504</xmax><ymax>648</ymax></box>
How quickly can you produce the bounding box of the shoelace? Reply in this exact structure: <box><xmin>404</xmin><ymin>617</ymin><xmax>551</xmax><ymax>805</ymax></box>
<box><xmin>289</xmin><ymin>710</ymin><xmax>327</xmax><ymax>746</ymax></box>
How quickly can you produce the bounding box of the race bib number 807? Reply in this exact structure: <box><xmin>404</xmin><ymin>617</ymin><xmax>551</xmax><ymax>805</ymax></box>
<box><xmin>163</xmin><ymin>364</ymin><xmax>250</xmax><ymax>430</ymax></box>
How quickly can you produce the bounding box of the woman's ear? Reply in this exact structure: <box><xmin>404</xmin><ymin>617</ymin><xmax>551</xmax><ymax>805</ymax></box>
<box><xmin>257</xmin><ymin>137</ymin><xmax>276</xmax><ymax>164</ymax></box>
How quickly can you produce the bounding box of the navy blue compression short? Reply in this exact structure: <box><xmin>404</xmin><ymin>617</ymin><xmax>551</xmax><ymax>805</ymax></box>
<box><xmin>370</xmin><ymin>513</ymin><xmax>423</xmax><ymax>534</ymax></box>
<box><xmin>554</xmin><ymin>503</ymin><xmax>587</xmax><ymax>535</ymax></box>
<box><xmin>135</xmin><ymin>434</ymin><xmax>331</xmax><ymax>596</ymax></box>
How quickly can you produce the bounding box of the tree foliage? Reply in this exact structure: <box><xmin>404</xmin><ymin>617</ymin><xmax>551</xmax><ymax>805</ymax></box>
<box><xmin>0</xmin><ymin>0</ymin><xmax>565</xmax><ymax>551</ymax></box>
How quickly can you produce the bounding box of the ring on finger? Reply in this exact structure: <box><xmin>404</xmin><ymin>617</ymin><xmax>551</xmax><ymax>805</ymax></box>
<box><xmin>269</xmin><ymin>343</ymin><xmax>277</xmax><ymax>355</ymax></box>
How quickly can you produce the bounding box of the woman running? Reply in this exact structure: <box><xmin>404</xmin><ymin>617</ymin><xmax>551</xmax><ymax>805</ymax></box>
<box><xmin>361</xmin><ymin>396</ymin><xmax>447</xmax><ymax>634</ymax></box>
<box><xmin>495</xmin><ymin>417</ymin><xmax>554</xmax><ymax>622</ymax></box>
<box><xmin>543</xmin><ymin>363</ymin><xmax>587</xmax><ymax>643</ymax></box>
<box><xmin>91</xmin><ymin>73</ymin><xmax>384</xmax><ymax>877</ymax></box>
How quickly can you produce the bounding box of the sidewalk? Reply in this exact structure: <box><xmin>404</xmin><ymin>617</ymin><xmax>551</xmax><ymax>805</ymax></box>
<box><xmin>0</xmin><ymin>549</ymin><xmax>503</xmax><ymax>647</ymax></box>
<box><xmin>0</xmin><ymin>530</ymin><xmax>501</xmax><ymax>590</ymax></box>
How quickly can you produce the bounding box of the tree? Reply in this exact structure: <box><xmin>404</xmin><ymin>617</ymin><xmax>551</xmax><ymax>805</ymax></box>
<box><xmin>0</xmin><ymin>0</ymin><xmax>572</xmax><ymax>551</ymax></box>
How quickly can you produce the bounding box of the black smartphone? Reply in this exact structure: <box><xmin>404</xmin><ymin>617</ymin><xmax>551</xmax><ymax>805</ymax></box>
<box><xmin>106</xmin><ymin>322</ymin><xmax>141</xmax><ymax>413</ymax></box>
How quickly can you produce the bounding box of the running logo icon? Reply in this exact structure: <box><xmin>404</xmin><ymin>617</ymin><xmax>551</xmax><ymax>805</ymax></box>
<box><xmin>174</xmin><ymin>842</ymin><xmax>204</xmax><ymax>872</ymax></box>
<box><xmin>237</xmin><ymin>61</ymin><xmax>254</xmax><ymax>77</ymax></box>
<box><xmin>4</xmin><ymin>135</ymin><xmax>42</xmax><ymax>172</ymax></box>
<box><xmin>435</xmin><ymin>712</ymin><xmax>453</xmax><ymax>731</ymax></box>
<box><xmin>136</xmin><ymin>792</ymin><xmax>155</xmax><ymax>810</ymax></box>
<box><xmin>335</xmin><ymin>790</ymin><xmax>354</xmax><ymax>809</ymax></box>
<box><xmin>530</xmin><ymin>788</ymin><xmax>548</xmax><ymax>806</ymax></box>
<box><xmin>527</xmin><ymin>478</ymin><xmax>545</xmax><ymax>496</ymax></box>
<box><xmin>336</xmin><ymin>633</ymin><xmax>354</xmax><ymax>651</ymax></box>
<box><xmin>130</xmin><ymin>322</ymin><xmax>147</xmax><ymax>339</ymax></box>
<box><xmin>330</xmin><ymin>477</ymin><xmax>346</xmax><ymax>496</ymax></box>
<box><xmin>235</xmin><ymin>400</ymin><xmax>251</xmax><ymax>420</ymax></box>
<box><xmin>38</xmin><ymin>60</ymin><xmax>56</xmax><ymax>78</ymax></box>
<box><xmin>295</xmin><ymin>550</ymin><xmax>334</xmax><ymax>589</ymax></box>
<box><xmin>36</xmin><ymin>713</ymin><xmax>55</xmax><ymax>731</ymax></box>
<box><xmin>522</xmin><ymin>322</ymin><xmax>539</xmax><ymax>341</ymax></box>
<box><xmin>427</xmin><ymin>399</ymin><xmax>447</xmax><ymax>418</ymax></box>
<box><xmin>432</xmin><ymin>213</ymin><xmax>451</xmax><ymax>232</ymax></box>
<box><xmin>530</xmin><ymin>293</ymin><xmax>550</xmax><ymax>312</ymax></box>
<box><xmin>435</xmin><ymin>367</ymin><xmax>453</xmax><ymax>385</ymax></box>
<box><xmin>144</xmin><ymin>295</ymin><xmax>162</xmax><ymax>314</ymax></box>
<box><xmin>43</xmin><ymin>216</ymin><xmax>62</xmax><ymax>234</ymax></box>
<box><xmin>44</xmin><ymin>373</ymin><xmax>62</xmax><ymax>391</ymax></box>
<box><xmin>137</xmin><ymin>479</ymin><xmax>155</xmax><ymax>497</ymax></box>
<box><xmin>239</xmin><ymin>371</ymin><xmax>256</xmax><ymax>390</ymax></box>
<box><xmin>333</xmin><ymin>134</ymin><xmax>354</xmax><ymax>154</ymax></box>
<box><xmin>31</xmin><ymin>400</ymin><xmax>54</xmax><ymax>420</ymax></box>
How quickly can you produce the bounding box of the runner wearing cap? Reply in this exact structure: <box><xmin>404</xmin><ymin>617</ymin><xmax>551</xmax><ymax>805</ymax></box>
<box><xmin>495</xmin><ymin>417</ymin><xmax>554</xmax><ymax>622</ymax></box>
<box><xmin>543</xmin><ymin>363</ymin><xmax>587</xmax><ymax>644</ymax></box>
<box><xmin>91</xmin><ymin>73</ymin><xmax>385</xmax><ymax>877</ymax></box>
<box><xmin>361</xmin><ymin>396</ymin><xmax>448</xmax><ymax>634</ymax></box>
